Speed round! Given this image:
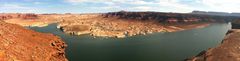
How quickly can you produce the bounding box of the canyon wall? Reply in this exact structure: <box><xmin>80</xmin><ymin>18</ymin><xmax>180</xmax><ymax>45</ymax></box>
<box><xmin>58</xmin><ymin>13</ymin><xmax>211</xmax><ymax>38</ymax></box>
<box><xmin>0</xmin><ymin>13</ymin><xmax>38</xmax><ymax>20</ymax></box>
<box><xmin>0</xmin><ymin>21</ymin><xmax>67</xmax><ymax>61</ymax></box>
<box><xmin>103</xmin><ymin>11</ymin><xmax>240</xmax><ymax>23</ymax></box>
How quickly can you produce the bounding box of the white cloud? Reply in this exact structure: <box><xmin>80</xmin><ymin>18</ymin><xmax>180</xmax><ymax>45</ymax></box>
<box><xmin>0</xmin><ymin>4</ymin><xmax>42</xmax><ymax>13</ymax></box>
<box><xmin>131</xmin><ymin>6</ymin><xmax>153</xmax><ymax>11</ymax></box>
<box><xmin>148</xmin><ymin>0</ymin><xmax>194</xmax><ymax>13</ymax></box>
<box><xmin>133</xmin><ymin>0</ymin><xmax>150</xmax><ymax>4</ymax></box>
<box><xmin>92</xmin><ymin>5</ymin><xmax>120</xmax><ymax>10</ymax></box>
<box><xmin>65</xmin><ymin>0</ymin><xmax>112</xmax><ymax>3</ymax></box>
<box><xmin>33</xmin><ymin>2</ymin><xmax>43</xmax><ymax>4</ymax></box>
<box><xmin>112</xmin><ymin>0</ymin><xmax>153</xmax><ymax>5</ymax></box>
<box><xmin>65</xmin><ymin>0</ymin><xmax>151</xmax><ymax>5</ymax></box>
<box><xmin>65</xmin><ymin>0</ymin><xmax>88</xmax><ymax>3</ymax></box>
<box><xmin>52</xmin><ymin>0</ymin><xmax>240</xmax><ymax>13</ymax></box>
<box><xmin>202</xmin><ymin>0</ymin><xmax>240</xmax><ymax>7</ymax></box>
<box><xmin>200</xmin><ymin>0</ymin><xmax>240</xmax><ymax>12</ymax></box>
<box><xmin>64</xmin><ymin>0</ymin><xmax>196</xmax><ymax>13</ymax></box>
<box><xmin>0</xmin><ymin>4</ymin><xmax>29</xmax><ymax>9</ymax></box>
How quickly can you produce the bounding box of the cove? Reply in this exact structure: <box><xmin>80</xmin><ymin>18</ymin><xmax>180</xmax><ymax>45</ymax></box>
<box><xmin>28</xmin><ymin>23</ymin><xmax>231</xmax><ymax>61</ymax></box>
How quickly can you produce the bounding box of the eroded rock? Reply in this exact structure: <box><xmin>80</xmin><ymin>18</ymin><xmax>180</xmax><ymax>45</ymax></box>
<box><xmin>58</xmin><ymin>13</ymin><xmax>210</xmax><ymax>38</ymax></box>
<box><xmin>187</xmin><ymin>29</ymin><xmax>240</xmax><ymax>61</ymax></box>
<box><xmin>0</xmin><ymin>21</ymin><xmax>67</xmax><ymax>61</ymax></box>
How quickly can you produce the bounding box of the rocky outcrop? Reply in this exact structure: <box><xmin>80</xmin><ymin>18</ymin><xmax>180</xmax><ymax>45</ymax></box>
<box><xmin>187</xmin><ymin>29</ymin><xmax>240</xmax><ymax>61</ymax></box>
<box><xmin>21</xmin><ymin>14</ymin><xmax>38</xmax><ymax>19</ymax></box>
<box><xmin>0</xmin><ymin>14</ymin><xmax>13</xmax><ymax>20</ymax></box>
<box><xmin>0</xmin><ymin>21</ymin><xmax>67</xmax><ymax>61</ymax></box>
<box><xmin>187</xmin><ymin>21</ymin><xmax>240</xmax><ymax>61</ymax></box>
<box><xmin>60</xmin><ymin>25</ymin><xmax>91</xmax><ymax>35</ymax></box>
<box><xmin>1</xmin><ymin>13</ymin><xmax>65</xmax><ymax>27</ymax></box>
<box><xmin>58</xmin><ymin>13</ymin><xmax>210</xmax><ymax>38</ymax></box>
<box><xmin>0</xmin><ymin>13</ymin><xmax>38</xmax><ymax>20</ymax></box>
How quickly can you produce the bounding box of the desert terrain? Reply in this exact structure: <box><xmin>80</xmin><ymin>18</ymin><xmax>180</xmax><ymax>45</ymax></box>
<box><xmin>1</xmin><ymin>11</ymin><xmax>240</xmax><ymax>61</ymax></box>
<box><xmin>1</xmin><ymin>12</ymin><xmax>211</xmax><ymax>38</ymax></box>
<box><xmin>0</xmin><ymin>13</ymin><xmax>73</xmax><ymax>27</ymax></box>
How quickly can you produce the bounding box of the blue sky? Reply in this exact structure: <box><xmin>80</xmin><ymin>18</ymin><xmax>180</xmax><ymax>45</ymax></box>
<box><xmin>1</xmin><ymin>0</ymin><xmax>240</xmax><ymax>13</ymax></box>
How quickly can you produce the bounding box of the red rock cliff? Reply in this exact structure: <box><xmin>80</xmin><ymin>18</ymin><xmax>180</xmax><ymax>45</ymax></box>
<box><xmin>0</xmin><ymin>21</ymin><xmax>67</xmax><ymax>61</ymax></box>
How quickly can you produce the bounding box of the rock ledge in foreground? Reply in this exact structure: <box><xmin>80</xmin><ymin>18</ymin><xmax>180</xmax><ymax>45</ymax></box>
<box><xmin>0</xmin><ymin>21</ymin><xmax>67</xmax><ymax>61</ymax></box>
<box><xmin>186</xmin><ymin>29</ymin><xmax>240</xmax><ymax>61</ymax></box>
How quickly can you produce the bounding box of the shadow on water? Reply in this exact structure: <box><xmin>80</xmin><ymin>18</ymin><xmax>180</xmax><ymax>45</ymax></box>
<box><xmin>28</xmin><ymin>23</ymin><xmax>231</xmax><ymax>61</ymax></box>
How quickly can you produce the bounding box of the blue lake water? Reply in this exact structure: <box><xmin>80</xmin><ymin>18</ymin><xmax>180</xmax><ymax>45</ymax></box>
<box><xmin>28</xmin><ymin>23</ymin><xmax>231</xmax><ymax>61</ymax></box>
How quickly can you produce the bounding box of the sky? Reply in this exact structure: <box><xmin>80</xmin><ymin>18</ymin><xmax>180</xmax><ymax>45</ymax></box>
<box><xmin>0</xmin><ymin>0</ymin><xmax>240</xmax><ymax>13</ymax></box>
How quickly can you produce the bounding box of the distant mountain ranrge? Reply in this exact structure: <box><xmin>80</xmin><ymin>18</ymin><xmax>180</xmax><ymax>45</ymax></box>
<box><xmin>192</xmin><ymin>10</ymin><xmax>240</xmax><ymax>17</ymax></box>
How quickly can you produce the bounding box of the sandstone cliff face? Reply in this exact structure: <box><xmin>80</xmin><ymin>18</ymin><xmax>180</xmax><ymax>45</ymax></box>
<box><xmin>0</xmin><ymin>13</ymin><xmax>38</xmax><ymax>20</ymax></box>
<box><xmin>0</xmin><ymin>21</ymin><xmax>67</xmax><ymax>61</ymax></box>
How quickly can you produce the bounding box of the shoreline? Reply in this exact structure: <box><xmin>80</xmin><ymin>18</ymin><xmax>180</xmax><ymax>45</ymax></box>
<box><xmin>187</xmin><ymin>22</ymin><xmax>240</xmax><ymax>61</ymax></box>
<box><xmin>0</xmin><ymin>21</ymin><xmax>68</xmax><ymax>61</ymax></box>
<box><xmin>59</xmin><ymin>23</ymin><xmax>210</xmax><ymax>38</ymax></box>
<box><xmin>186</xmin><ymin>29</ymin><xmax>240</xmax><ymax>61</ymax></box>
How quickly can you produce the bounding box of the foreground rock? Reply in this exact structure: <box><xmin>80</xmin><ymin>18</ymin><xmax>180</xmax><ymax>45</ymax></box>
<box><xmin>187</xmin><ymin>29</ymin><xmax>240</xmax><ymax>61</ymax></box>
<box><xmin>0</xmin><ymin>21</ymin><xmax>67</xmax><ymax>61</ymax></box>
<box><xmin>187</xmin><ymin>21</ymin><xmax>240</xmax><ymax>61</ymax></box>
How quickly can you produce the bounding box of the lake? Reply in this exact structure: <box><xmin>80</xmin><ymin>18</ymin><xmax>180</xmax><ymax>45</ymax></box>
<box><xmin>28</xmin><ymin>23</ymin><xmax>231</xmax><ymax>61</ymax></box>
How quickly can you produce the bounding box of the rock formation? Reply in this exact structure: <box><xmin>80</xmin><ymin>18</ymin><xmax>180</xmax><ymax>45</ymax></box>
<box><xmin>61</xmin><ymin>25</ymin><xmax>91</xmax><ymax>35</ymax></box>
<box><xmin>187</xmin><ymin>29</ymin><xmax>240</xmax><ymax>61</ymax></box>
<box><xmin>187</xmin><ymin>21</ymin><xmax>240</xmax><ymax>61</ymax></box>
<box><xmin>58</xmin><ymin>13</ymin><xmax>210</xmax><ymax>38</ymax></box>
<box><xmin>0</xmin><ymin>13</ymin><xmax>66</xmax><ymax>27</ymax></box>
<box><xmin>21</xmin><ymin>14</ymin><xmax>38</xmax><ymax>19</ymax></box>
<box><xmin>104</xmin><ymin>11</ymin><xmax>240</xmax><ymax>23</ymax></box>
<box><xmin>0</xmin><ymin>21</ymin><xmax>67</xmax><ymax>61</ymax></box>
<box><xmin>0</xmin><ymin>13</ymin><xmax>38</xmax><ymax>20</ymax></box>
